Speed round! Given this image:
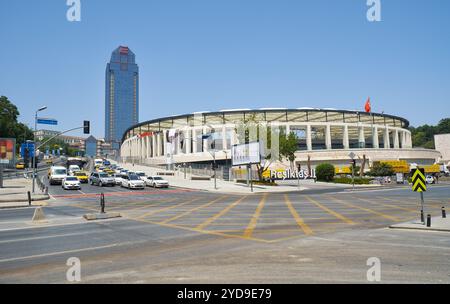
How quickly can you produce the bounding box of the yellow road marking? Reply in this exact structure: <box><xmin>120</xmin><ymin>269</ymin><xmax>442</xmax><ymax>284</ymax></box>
<box><xmin>326</xmin><ymin>195</ymin><xmax>400</xmax><ymax>221</ymax></box>
<box><xmin>197</xmin><ymin>196</ymin><xmax>247</xmax><ymax>230</ymax></box>
<box><xmin>352</xmin><ymin>196</ymin><xmax>417</xmax><ymax>213</ymax></box>
<box><xmin>160</xmin><ymin>196</ymin><xmax>227</xmax><ymax>224</ymax></box>
<box><xmin>136</xmin><ymin>197</ymin><xmax>201</xmax><ymax>219</ymax></box>
<box><xmin>243</xmin><ymin>194</ymin><xmax>267</xmax><ymax>238</ymax></box>
<box><xmin>284</xmin><ymin>195</ymin><xmax>313</xmax><ymax>235</ymax></box>
<box><xmin>111</xmin><ymin>198</ymin><xmax>178</xmax><ymax>212</ymax></box>
<box><xmin>124</xmin><ymin>214</ymin><xmax>270</xmax><ymax>243</ymax></box>
<box><xmin>304</xmin><ymin>195</ymin><xmax>355</xmax><ymax>225</ymax></box>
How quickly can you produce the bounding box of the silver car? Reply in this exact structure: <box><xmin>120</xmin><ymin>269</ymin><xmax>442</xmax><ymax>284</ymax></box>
<box><xmin>89</xmin><ymin>172</ymin><xmax>115</xmax><ymax>187</ymax></box>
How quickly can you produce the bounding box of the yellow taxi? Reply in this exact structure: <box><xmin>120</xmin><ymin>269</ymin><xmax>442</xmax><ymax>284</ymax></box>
<box><xmin>46</xmin><ymin>159</ymin><xmax>53</xmax><ymax>165</ymax></box>
<box><xmin>73</xmin><ymin>171</ymin><xmax>89</xmax><ymax>183</ymax></box>
<box><xmin>15</xmin><ymin>162</ymin><xmax>25</xmax><ymax>170</ymax></box>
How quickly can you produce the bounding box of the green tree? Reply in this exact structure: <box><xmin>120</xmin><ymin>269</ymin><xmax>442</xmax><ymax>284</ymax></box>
<box><xmin>437</xmin><ymin>118</ymin><xmax>450</xmax><ymax>134</ymax></box>
<box><xmin>315</xmin><ymin>163</ymin><xmax>335</xmax><ymax>182</ymax></box>
<box><xmin>280</xmin><ymin>131</ymin><xmax>298</xmax><ymax>170</ymax></box>
<box><xmin>0</xmin><ymin>96</ymin><xmax>34</xmax><ymax>151</ymax></box>
<box><xmin>368</xmin><ymin>163</ymin><xmax>394</xmax><ymax>177</ymax></box>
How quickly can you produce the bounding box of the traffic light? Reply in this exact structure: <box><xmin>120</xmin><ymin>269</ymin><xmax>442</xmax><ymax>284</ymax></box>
<box><xmin>83</xmin><ymin>121</ymin><xmax>90</xmax><ymax>134</ymax></box>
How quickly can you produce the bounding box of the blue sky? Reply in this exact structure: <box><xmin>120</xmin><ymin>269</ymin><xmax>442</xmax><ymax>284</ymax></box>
<box><xmin>1</xmin><ymin>0</ymin><xmax>449</xmax><ymax>138</ymax></box>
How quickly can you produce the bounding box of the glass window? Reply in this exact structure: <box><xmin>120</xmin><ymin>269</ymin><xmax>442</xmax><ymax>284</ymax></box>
<box><xmin>311</xmin><ymin>126</ymin><xmax>326</xmax><ymax>150</ymax></box>
<box><xmin>290</xmin><ymin>126</ymin><xmax>307</xmax><ymax>151</ymax></box>
<box><xmin>330</xmin><ymin>126</ymin><xmax>344</xmax><ymax>149</ymax></box>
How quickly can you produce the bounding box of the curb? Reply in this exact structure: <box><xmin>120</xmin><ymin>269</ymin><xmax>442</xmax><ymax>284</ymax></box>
<box><xmin>0</xmin><ymin>194</ymin><xmax>50</xmax><ymax>204</ymax></box>
<box><xmin>389</xmin><ymin>225</ymin><xmax>450</xmax><ymax>233</ymax></box>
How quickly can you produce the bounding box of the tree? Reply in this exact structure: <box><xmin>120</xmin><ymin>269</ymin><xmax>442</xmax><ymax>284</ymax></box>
<box><xmin>0</xmin><ymin>96</ymin><xmax>34</xmax><ymax>151</ymax></box>
<box><xmin>316</xmin><ymin>163</ymin><xmax>335</xmax><ymax>182</ymax></box>
<box><xmin>280</xmin><ymin>131</ymin><xmax>298</xmax><ymax>171</ymax></box>
<box><xmin>368</xmin><ymin>162</ymin><xmax>394</xmax><ymax>177</ymax></box>
<box><xmin>437</xmin><ymin>118</ymin><xmax>450</xmax><ymax>134</ymax></box>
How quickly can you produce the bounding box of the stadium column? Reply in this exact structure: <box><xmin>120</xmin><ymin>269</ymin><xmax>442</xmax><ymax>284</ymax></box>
<box><xmin>394</xmin><ymin>130</ymin><xmax>400</xmax><ymax>149</ymax></box>
<box><xmin>222</xmin><ymin>125</ymin><xmax>227</xmax><ymax>151</ymax></box>
<box><xmin>343</xmin><ymin>125</ymin><xmax>350</xmax><ymax>149</ymax></box>
<box><xmin>384</xmin><ymin>128</ymin><xmax>391</xmax><ymax>149</ymax></box>
<box><xmin>193</xmin><ymin>129</ymin><xmax>198</xmax><ymax>154</ymax></box>
<box><xmin>203</xmin><ymin>126</ymin><xmax>209</xmax><ymax>153</ymax></box>
<box><xmin>358</xmin><ymin>126</ymin><xmax>365</xmax><ymax>148</ymax></box>
<box><xmin>306</xmin><ymin>125</ymin><xmax>312</xmax><ymax>151</ymax></box>
<box><xmin>325</xmin><ymin>125</ymin><xmax>332</xmax><ymax>150</ymax></box>
<box><xmin>163</xmin><ymin>131</ymin><xmax>168</xmax><ymax>157</ymax></box>
<box><xmin>186</xmin><ymin>129</ymin><xmax>191</xmax><ymax>155</ymax></box>
<box><xmin>156</xmin><ymin>133</ymin><xmax>161</xmax><ymax>157</ymax></box>
<box><xmin>372</xmin><ymin>126</ymin><xmax>380</xmax><ymax>149</ymax></box>
<box><xmin>152</xmin><ymin>134</ymin><xmax>156</xmax><ymax>157</ymax></box>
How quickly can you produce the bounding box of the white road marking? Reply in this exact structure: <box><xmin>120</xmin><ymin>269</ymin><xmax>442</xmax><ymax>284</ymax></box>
<box><xmin>0</xmin><ymin>240</ymin><xmax>148</xmax><ymax>263</ymax></box>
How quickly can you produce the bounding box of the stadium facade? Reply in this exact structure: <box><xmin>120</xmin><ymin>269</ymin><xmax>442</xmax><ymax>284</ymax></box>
<box><xmin>120</xmin><ymin>108</ymin><xmax>441</xmax><ymax>171</ymax></box>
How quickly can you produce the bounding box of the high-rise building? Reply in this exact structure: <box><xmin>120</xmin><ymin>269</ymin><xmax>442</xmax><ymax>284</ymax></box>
<box><xmin>105</xmin><ymin>46</ymin><xmax>139</xmax><ymax>149</ymax></box>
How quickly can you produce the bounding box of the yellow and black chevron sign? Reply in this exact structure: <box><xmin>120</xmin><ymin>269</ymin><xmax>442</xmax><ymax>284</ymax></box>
<box><xmin>411</xmin><ymin>168</ymin><xmax>427</xmax><ymax>192</ymax></box>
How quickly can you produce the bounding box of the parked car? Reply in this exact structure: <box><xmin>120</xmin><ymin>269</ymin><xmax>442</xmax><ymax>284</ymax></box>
<box><xmin>112</xmin><ymin>173</ymin><xmax>124</xmax><ymax>185</ymax></box>
<box><xmin>426</xmin><ymin>175</ymin><xmax>435</xmax><ymax>184</ymax></box>
<box><xmin>49</xmin><ymin>166</ymin><xmax>68</xmax><ymax>185</ymax></box>
<box><xmin>135</xmin><ymin>171</ymin><xmax>146</xmax><ymax>180</ymax></box>
<box><xmin>121</xmin><ymin>174</ymin><xmax>145</xmax><ymax>189</ymax></box>
<box><xmin>62</xmin><ymin>176</ymin><xmax>81</xmax><ymax>190</ymax></box>
<box><xmin>89</xmin><ymin>172</ymin><xmax>116</xmax><ymax>187</ymax></box>
<box><xmin>145</xmin><ymin>176</ymin><xmax>169</xmax><ymax>188</ymax></box>
<box><xmin>73</xmin><ymin>171</ymin><xmax>89</xmax><ymax>183</ymax></box>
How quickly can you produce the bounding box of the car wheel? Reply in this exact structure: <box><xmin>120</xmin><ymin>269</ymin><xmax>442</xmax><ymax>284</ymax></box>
<box><xmin>99</xmin><ymin>181</ymin><xmax>103</xmax><ymax>187</ymax></box>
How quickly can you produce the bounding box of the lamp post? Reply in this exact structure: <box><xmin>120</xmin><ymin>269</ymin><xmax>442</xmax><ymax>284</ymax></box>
<box><xmin>32</xmin><ymin>106</ymin><xmax>47</xmax><ymax>193</ymax></box>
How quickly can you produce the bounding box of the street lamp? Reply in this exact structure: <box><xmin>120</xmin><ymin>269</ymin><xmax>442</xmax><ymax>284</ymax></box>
<box><xmin>32</xmin><ymin>106</ymin><xmax>47</xmax><ymax>193</ymax></box>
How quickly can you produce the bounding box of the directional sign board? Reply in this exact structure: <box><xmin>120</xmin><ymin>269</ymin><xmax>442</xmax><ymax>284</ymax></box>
<box><xmin>37</xmin><ymin>118</ymin><xmax>58</xmax><ymax>125</ymax></box>
<box><xmin>411</xmin><ymin>168</ymin><xmax>427</xmax><ymax>192</ymax></box>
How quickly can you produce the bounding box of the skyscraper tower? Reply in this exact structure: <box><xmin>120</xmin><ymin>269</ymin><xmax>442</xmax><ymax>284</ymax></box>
<box><xmin>105</xmin><ymin>46</ymin><xmax>139</xmax><ymax>149</ymax></box>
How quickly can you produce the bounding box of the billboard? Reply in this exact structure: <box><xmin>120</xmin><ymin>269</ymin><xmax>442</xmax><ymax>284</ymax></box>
<box><xmin>231</xmin><ymin>142</ymin><xmax>261</xmax><ymax>166</ymax></box>
<box><xmin>0</xmin><ymin>138</ymin><xmax>16</xmax><ymax>166</ymax></box>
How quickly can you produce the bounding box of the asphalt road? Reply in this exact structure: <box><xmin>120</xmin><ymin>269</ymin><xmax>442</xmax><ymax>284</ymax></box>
<box><xmin>0</xmin><ymin>174</ymin><xmax>449</xmax><ymax>283</ymax></box>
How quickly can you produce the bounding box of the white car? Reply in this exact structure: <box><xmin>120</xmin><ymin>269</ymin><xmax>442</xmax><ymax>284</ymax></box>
<box><xmin>62</xmin><ymin>176</ymin><xmax>81</xmax><ymax>190</ymax></box>
<box><xmin>112</xmin><ymin>174</ymin><xmax>123</xmax><ymax>185</ymax></box>
<box><xmin>145</xmin><ymin>176</ymin><xmax>169</xmax><ymax>188</ymax></box>
<box><xmin>135</xmin><ymin>171</ymin><xmax>146</xmax><ymax>180</ymax></box>
<box><xmin>121</xmin><ymin>174</ymin><xmax>145</xmax><ymax>189</ymax></box>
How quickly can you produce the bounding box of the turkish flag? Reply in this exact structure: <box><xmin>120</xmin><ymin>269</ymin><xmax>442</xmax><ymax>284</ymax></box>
<box><xmin>365</xmin><ymin>98</ymin><xmax>371</xmax><ymax>113</ymax></box>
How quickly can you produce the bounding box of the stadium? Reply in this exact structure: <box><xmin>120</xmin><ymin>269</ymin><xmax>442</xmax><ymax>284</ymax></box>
<box><xmin>120</xmin><ymin>108</ymin><xmax>441</xmax><ymax>175</ymax></box>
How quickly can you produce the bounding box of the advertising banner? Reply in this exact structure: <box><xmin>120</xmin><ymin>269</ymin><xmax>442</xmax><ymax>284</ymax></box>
<box><xmin>0</xmin><ymin>138</ymin><xmax>16</xmax><ymax>166</ymax></box>
<box><xmin>231</xmin><ymin>142</ymin><xmax>261</xmax><ymax>166</ymax></box>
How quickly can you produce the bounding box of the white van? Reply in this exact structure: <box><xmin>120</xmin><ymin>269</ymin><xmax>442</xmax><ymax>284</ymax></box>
<box><xmin>94</xmin><ymin>159</ymin><xmax>103</xmax><ymax>166</ymax></box>
<box><xmin>49</xmin><ymin>166</ymin><xmax>68</xmax><ymax>185</ymax></box>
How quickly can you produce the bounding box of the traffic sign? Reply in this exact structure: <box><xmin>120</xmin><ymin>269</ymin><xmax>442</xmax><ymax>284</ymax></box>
<box><xmin>37</xmin><ymin>118</ymin><xmax>58</xmax><ymax>125</ymax></box>
<box><xmin>411</xmin><ymin>168</ymin><xmax>426</xmax><ymax>192</ymax></box>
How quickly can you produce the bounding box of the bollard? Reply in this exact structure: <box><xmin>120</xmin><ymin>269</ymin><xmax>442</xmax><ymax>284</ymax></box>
<box><xmin>426</xmin><ymin>214</ymin><xmax>431</xmax><ymax>227</ymax></box>
<box><xmin>27</xmin><ymin>191</ymin><xmax>32</xmax><ymax>206</ymax></box>
<box><xmin>421</xmin><ymin>210</ymin><xmax>425</xmax><ymax>223</ymax></box>
<box><xmin>442</xmin><ymin>207</ymin><xmax>447</xmax><ymax>219</ymax></box>
<box><xmin>100</xmin><ymin>193</ymin><xmax>105</xmax><ymax>214</ymax></box>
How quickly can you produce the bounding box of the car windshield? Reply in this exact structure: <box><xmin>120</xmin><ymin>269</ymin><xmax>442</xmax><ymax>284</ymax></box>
<box><xmin>137</xmin><ymin>173</ymin><xmax>145</xmax><ymax>176</ymax></box>
<box><xmin>54</xmin><ymin>169</ymin><xmax>66</xmax><ymax>175</ymax></box>
<box><xmin>65</xmin><ymin>177</ymin><xmax>78</xmax><ymax>181</ymax></box>
<box><xmin>129</xmin><ymin>175</ymin><xmax>140</xmax><ymax>181</ymax></box>
<box><xmin>99</xmin><ymin>173</ymin><xmax>108</xmax><ymax>178</ymax></box>
<box><xmin>153</xmin><ymin>177</ymin><xmax>164</xmax><ymax>180</ymax></box>
<box><xmin>75</xmin><ymin>173</ymin><xmax>86</xmax><ymax>177</ymax></box>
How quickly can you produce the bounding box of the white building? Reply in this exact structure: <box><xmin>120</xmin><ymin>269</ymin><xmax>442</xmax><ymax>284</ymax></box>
<box><xmin>120</xmin><ymin>109</ymin><xmax>441</xmax><ymax>170</ymax></box>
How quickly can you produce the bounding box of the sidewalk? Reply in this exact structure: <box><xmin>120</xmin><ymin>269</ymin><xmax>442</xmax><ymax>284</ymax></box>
<box><xmin>0</xmin><ymin>178</ymin><xmax>49</xmax><ymax>208</ymax></box>
<box><xmin>117</xmin><ymin>162</ymin><xmax>375</xmax><ymax>194</ymax></box>
<box><xmin>390</xmin><ymin>216</ymin><xmax>450</xmax><ymax>232</ymax></box>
